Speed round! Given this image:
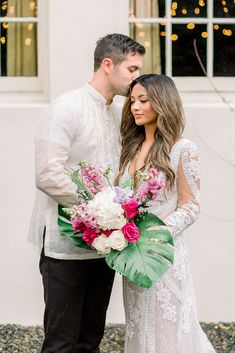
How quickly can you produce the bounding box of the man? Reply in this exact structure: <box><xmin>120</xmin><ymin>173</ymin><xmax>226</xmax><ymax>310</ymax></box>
<box><xmin>29</xmin><ymin>33</ymin><xmax>145</xmax><ymax>353</ymax></box>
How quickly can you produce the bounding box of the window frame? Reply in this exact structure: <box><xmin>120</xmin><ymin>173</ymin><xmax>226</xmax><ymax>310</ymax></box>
<box><xmin>0</xmin><ymin>0</ymin><xmax>48</xmax><ymax>95</ymax></box>
<box><xmin>127</xmin><ymin>0</ymin><xmax>235</xmax><ymax>92</ymax></box>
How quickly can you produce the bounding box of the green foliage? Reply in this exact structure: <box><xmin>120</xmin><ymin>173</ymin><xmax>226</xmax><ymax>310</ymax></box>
<box><xmin>106</xmin><ymin>213</ymin><xmax>174</xmax><ymax>288</ymax></box>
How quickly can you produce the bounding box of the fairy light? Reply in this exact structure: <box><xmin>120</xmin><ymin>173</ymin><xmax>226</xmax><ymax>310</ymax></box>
<box><xmin>172</xmin><ymin>2</ymin><xmax>178</xmax><ymax>10</ymax></box>
<box><xmin>201</xmin><ymin>31</ymin><xmax>208</xmax><ymax>38</ymax></box>
<box><xmin>195</xmin><ymin>7</ymin><xmax>200</xmax><ymax>14</ymax></box>
<box><xmin>171</xmin><ymin>9</ymin><xmax>176</xmax><ymax>16</ymax></box>
<box><xmin>199</xmin><ymin>0</ymin><xmax>205</xmax><ymax>6</ymax></box>
<box><xmin>223</xmin><ymin>7</ymin><xmax>228</xmax><ymax>13</ymax></box>
<box><xmin>29</xmin><ymin>2</ymin><xmax>36</xmax><ymax>11</ymax></box>
<box><xmin>182</xmin><ymin>8</ymin><xmax>187</xmax><ymax>14</ymax></box>
<box><xmin>25</xmin><ymin>38</ymin><xmax>32</xmax><ymax>46</ymax></box>
<box><xmin>160</xmin><ymin>31</ymin><xmax>166</xmax><ymax>36</ymax></box>
<box><xmin>1</xmin><ymin>1</ymin><xmax>7</xmax><ymax>11</ymax></box>
<box><xmin>9</xmin><ymin>5</ymin><xmax>15</xmax><ymax>14</ymax></box>
<box><xmin>135</xmin><ymin>22</ymin><xmax>143</xmax><ymax>29</ymax></box>
<box><xmin>144</xmin><ymin>41</ymin><xmax>151</xmax><ymax>48</ymax></box>
<box><xmin>138</xmin><ymin>31</ymin><xmax>145</xmax><ymax>38</ymax></box>
<box><xmin>223</xmin><ymin>29</ymin><xmax>232</xmax><ymax>36</ymax></box>
<box><xmin>171</xmin><ymin>34</ymin><xmax>178</xmax><ymax>41</ymax></box>
<box><xmin>28</xmin><ymin>23</ymin><xmax>33</xmax><ymax>31</ymax></box>
<box><xmin>1</xmin><ymin>37</ymin><xmax>6</xmax><ymax>44</ymax></box>
<box><xmin>2</xmin><ymin>22</ymin><xmax>9</xmax><ymax>29</ymax></box>
<box><xmin>214</xmin><ymin>24</ymin><xmax>219</xmax><ymax>30</ymax></box>
<box><xmin>187</xmin><ymin>23</ymin><xmax>195</xmax><ymax>29</ymax></box>
<box><xmin>222</xmin><ymin>0</ymin><xmax>226</xmax><ymax>5</ymax></box>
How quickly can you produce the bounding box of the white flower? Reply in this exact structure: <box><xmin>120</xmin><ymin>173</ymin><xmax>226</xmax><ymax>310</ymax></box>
<box><xmin>107</xmin><ymin>230</ymin><xmax>128</xmax><ymax>251</ymax></box>
<box><xmin>88</xmin><ymin>187</ymin><xmax>126</xmax><ymax>230</ymax></box>
<box><xmin>92</xmin><ymin>234</ymin><xmax>111</xmax><ymax>255</ymax></box>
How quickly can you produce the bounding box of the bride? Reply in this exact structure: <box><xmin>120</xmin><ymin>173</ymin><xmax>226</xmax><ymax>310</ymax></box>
<box><xmin>116</xmin><ymin>74</ymin><xmax>216</xmax><ymax>353</ymax></box>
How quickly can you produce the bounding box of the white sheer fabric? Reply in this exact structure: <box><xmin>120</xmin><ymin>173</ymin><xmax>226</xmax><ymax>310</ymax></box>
<box><xmin>28</xmin><ymin>84</ymin><xmax>121</xmax><ymax>259</ymax></box>
<box><xmin>122</xmin><ymin>138</ymin><xmax>216</xmax><ymax>353</ymax></box>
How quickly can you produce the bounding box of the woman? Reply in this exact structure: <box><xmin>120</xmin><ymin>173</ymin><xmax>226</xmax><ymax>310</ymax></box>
<box><xmin>116</xmin><ymin>74</ymin><xmax>216</xmax><ymax>353</ymax></box>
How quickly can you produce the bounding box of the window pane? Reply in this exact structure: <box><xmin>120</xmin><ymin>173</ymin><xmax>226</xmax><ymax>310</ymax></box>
<box><xmin>0</xmin><ymin>0</ymin><xmax>37</xmax><ymax>18</ymax></box>
<box><xmin>130</xmin><ymin>23</ymin><xmax>165</xmax><ymax>74</ymax></box>
<box><xmin>129</xmin><ymin>0</ymin><xmax>165</xmax><ymax>18</ymax></box>
<box><xmin>0</xmin><ymin>22</ymin><xmax>37</xmax><ymax>76</ymax></box>
<box><xmin>172</xmin><ymin>24</ymin><xmax>207</xmax><ymax>76</ymax></box>
<box><xmin>171</xmin><ymin>0</ymin><xmax>207</xmax><ymax>18</ymax></box>
<box><xmin>214</xmin><ymin>0</ymin><xmax>235</xmax><ymax>18</ymax></box>
<box><xmin>214</xmin><ymin>24</ymin><xmax>235</xmax><ymax>76</ymax></box>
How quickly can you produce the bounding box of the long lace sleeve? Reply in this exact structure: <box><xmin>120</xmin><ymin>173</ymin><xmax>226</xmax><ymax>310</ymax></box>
<box><xmin>164</xmin><ymin>141</ymin><xmax>200</xmax><ymax>237</ymax></box>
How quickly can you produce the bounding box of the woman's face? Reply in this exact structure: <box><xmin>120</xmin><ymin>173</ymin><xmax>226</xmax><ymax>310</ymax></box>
<box><xmin>130</xmin><ymin>83</ymin><xmax>157</xmax><ymax>128</ymax></box>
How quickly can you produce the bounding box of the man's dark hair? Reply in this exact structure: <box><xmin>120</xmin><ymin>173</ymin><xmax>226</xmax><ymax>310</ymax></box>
<box><xmin>94</xmin><ymin>33</ymin><xmax>145</xmax><ymax>71</ymax></box>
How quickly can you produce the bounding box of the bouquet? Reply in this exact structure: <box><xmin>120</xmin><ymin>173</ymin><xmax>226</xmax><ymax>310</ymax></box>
<box><xmin>58</xmin><ymin>161</ymin><xmax>174</xmax><ymax>288</ymax></box>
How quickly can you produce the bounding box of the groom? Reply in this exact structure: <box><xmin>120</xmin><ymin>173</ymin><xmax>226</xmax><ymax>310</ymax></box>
<box><xmin>29</xmin><ymin>33</ymin><xmax>145</xmax><ymax>353</ymax></box>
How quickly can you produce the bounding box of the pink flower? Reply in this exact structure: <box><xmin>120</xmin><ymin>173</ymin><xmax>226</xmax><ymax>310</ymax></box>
<box><xmin>122</xmin><ymin>222</ymin><xmax>140</xmax><ymax>243</ymax></box>
<box><xmin>122</xmin><ymin>200</ymin><xmax>139</xmax><ymax>219</ymax></box>
<box><xmin>82</xmin><ymin>228</ymin><xmax>99</xmax><ymax>246</ymax></box>
<box><xmin>72</xmin><ymin>219</ymin><xmax>86</xmax><ymax>233</ymax></box>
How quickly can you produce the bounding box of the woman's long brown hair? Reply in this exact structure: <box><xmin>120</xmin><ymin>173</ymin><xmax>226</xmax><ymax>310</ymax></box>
<box><xmin>116</xmin><ymin>74</ymin><xmax>185</xmax><ymax>190</ymax></box>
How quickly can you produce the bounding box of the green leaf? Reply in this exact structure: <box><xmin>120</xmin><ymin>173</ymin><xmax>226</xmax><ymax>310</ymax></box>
<box><xmin>105</xmin><ymin>213</ymin><xmax>174</xmax><ymax>289</ymax></box>
<box><xmin>71</xmin><ymin>170</ymin><xmax>93</xmax><ymax>200</ymax></box>
<box><xmin>57</xmin><ymin>205</ymin><xmax>90</xmax><ymax>250</ymax></box>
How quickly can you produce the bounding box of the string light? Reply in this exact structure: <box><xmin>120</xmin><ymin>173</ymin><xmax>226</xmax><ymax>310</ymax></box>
<box><xmin>199</xmin><ymin>0</ymin><xmax>205</xmax><ymax>6</ymax></box>
<box><xmin>171</xmin><ymin>34</ymin><xmax>178</xmax><ymax>41</ymax></box>
<box><xmin>138</xmin><ymin>31</ymin><xmax>145</xmax><ymax>38</ymax></box>
<box><xmin>223</xmin><ymin>29</ymin><xmax>232</xmax><ymax>36</ymax></box>
<box><xmin>222</xmin><ymin>0</ymin><xmax>226</xmax><ymax>5</ymax></box>
<box><xmin>25</xmin><ymin>38</ymin><xmax>32</xmax><ymax>46</ymax></box>
<box><xmin>201</xmin><ymin>31</ymin><xmax>208</xmax><ymax>38</ymax></box>
<box><xmin>1</xmin><ymin>1</ymin><xmax>7</xmax><ymax>11</ymax></box>
<box><xmin>2</xmin><ymin>22</ymin><xmax>9</xmax><ymax>29</ymax></box>
<box><xmin>223</xmin><ymin>7</ymin><xmax>228</xmax><ymax>13</ymax></box>
<box><xmin>172</xmin><ymin>2</ymin><xmax>178</xmax><ymax>10</ymax></box>
<box><xmin>195</xmin><ymin>7</ymin><xmax>200</xmax><ymax>14</ymax></box>
<box><xmin>29</xmin><ymin>2</ymin><xmax>36</xmax><ymax>11</ymax></box>
<box><xmin>28</xmin><ymin>23</ymin><xmax>33</xmax><ymax>31</ymax></box>
<box><xmin>171</xmin><ymin>9</ymin><xmax>176</xmax><ymax>16</ymax></box>
<box><xmin>214</xmin><ymin>24</ymin><xmax>219</xmax><ymax>30</ymax></box>
<box><xmin>182</xmin><ymin>8</ymin><xmax>187</xmax><ymax>14</ymax></box>
<box><xmin>144</xmin><ymin>41</ymin><xmax>151</xmax><ymax>48</ymax></box>
<box><xmin>187</xmin><ymin>23</ymin><xmax>195</xmax><ymax>29</ymax></box>
<box><xmin>9</xmin><ymin>6</ymin><xmax>14</xmax><ymax>14</ymax></box>
<box><xmin>135</xmin><ymin>22</ymin><xmax>143</xmax><ymax>29</ymax></box>
<box><xmin>160</xmin><ymin>31</ymin><xmax>166</xmax><ymax>36</ymax></box>
<box><xmin>1</xmin><ymin>37</ymin><xmax>6</xmax><ymax>44</ymax></box>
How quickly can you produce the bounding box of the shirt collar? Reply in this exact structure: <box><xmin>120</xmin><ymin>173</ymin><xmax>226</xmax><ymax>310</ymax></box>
<box><xmin>85</xmin><ymin>83</ymin><xmax>113</xmax><ymax>106</ymax></box>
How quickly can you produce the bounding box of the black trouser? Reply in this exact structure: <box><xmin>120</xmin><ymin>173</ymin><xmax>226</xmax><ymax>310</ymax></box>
<box><xmin>39</xmin><ymin>251</ymin><xmax>115</xmax><ymax>353</ymax></box>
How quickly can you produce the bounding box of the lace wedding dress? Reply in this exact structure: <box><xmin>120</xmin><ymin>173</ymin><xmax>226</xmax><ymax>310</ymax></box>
<box><xmin>122</xmin><ymin>138</ymin><xmax>216</xmax><ymax>353</ymax></box>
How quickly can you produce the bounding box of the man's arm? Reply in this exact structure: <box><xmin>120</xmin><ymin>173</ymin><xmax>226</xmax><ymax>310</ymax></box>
<box><xmin>36</xmin><ymin>96</ymin><xmax>79</xmax><ymax>207</ymax></box>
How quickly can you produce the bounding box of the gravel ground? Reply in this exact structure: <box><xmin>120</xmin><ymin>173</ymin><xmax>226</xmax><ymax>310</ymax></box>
<box><xmin>0</xmin><ymin>323</ymin><xmax>234</xmax><ymax>353</ymax></box>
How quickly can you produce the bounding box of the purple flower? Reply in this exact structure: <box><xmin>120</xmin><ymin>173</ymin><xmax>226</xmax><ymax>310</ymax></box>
<box><xmin>113</xmin><ymin>186</ymin><xmax>133</xmax><ymax>204</ymax></box>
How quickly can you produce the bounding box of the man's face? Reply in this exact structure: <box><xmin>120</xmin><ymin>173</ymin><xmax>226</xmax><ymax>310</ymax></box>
<box><xmin>110</xmin><ymin>52</ymin><xmax>143</xmax><ymax>96</ymax></box>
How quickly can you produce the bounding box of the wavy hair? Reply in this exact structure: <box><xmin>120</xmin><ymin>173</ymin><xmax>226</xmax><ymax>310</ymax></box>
<box><xmin>116</xmin><ymin>74</ymin><xmax>185</xmax><ymax>190</ymax></box>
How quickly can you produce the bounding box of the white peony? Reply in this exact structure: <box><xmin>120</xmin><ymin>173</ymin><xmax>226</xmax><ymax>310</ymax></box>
<box><xmin>107</xmin><ymin>230</ymin><xmax>128</xmax><ymax>251</ymax></box>
<box><xmin>88</xmin><ymin>187</ymin><xmax>126</xmax><ymax>230</ymax></box>
<box><xmin>92</xmin><ymin>234</ymin><xmax>111</xmax><ymax>255</ymax></box>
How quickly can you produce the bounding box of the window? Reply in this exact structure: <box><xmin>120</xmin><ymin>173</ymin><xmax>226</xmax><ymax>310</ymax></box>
<box><xmin>129</xmin><ymin>0</ymin><xmax>235</xmax><ymax>91</ymax></box>
<box><xmin>0</xmin><ymin>0</ymin><xmax>46</xmax><ymax>93</ymax></box>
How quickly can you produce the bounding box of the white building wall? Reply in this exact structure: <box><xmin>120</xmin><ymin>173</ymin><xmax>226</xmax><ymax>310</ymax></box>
<box><xmin>0</xmin><ymin>0</ymin><xmax>234</xmax><ymax>325</ymax></box>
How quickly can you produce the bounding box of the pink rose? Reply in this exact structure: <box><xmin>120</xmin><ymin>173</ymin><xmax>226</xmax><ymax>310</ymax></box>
<box><xmin>122</xmin><ymin>200</ymin><xmax>139</xmax><ymax>219</ymax></box>
<box><xmin>122</xmin><ymin>222</ymin><xmax>140</xmax><ymax>243</ymax></box>
<box><xmin>82</xmin><ymin>228</ymin><xmax>99</xmax><ymax>246</ymax></box>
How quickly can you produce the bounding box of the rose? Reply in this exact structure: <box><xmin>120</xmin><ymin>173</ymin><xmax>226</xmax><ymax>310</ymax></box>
<box><xmin>122</xmin><ymin>200</ymin><xmax>139</xmax><ymax>219</ymax></box>
<box><xmin>107</xmin><ymin>230</ymin><xmax>128</xmax><ymax>251</ymax></box>
<box><xmin>92</xmin><ymin>234</ymin><xmax>111</xmax><ymax>254</ymax></box>
<box><xmin>82</xmin><ymin>228</ymin><xmax>99</xmax><ymax>246</ymax></box>
<box><xmin>122</xmin><ymin>222</ymin><xmax>140</xmax><ymax>243</ymax></box>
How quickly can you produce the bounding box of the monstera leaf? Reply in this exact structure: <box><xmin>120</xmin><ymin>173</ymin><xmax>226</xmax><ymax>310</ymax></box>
<box><xmin>105</xmin><ymin>213</ymin><xmax>174</xmax><ymax>288</ymax></box>
<box><xmin>57</xmin><ymin>205</ymin><xmax>90</xmax><ymax>249</ymax></box>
